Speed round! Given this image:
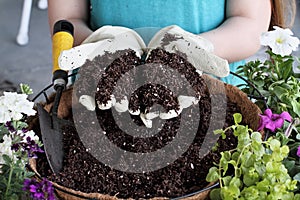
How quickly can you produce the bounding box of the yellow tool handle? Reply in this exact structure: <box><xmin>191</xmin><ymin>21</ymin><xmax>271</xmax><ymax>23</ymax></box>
<box><xmin>51</xmin><ymin>20</ymin><xmax>74</xmax><ymax>90</ymax></box>
<box><xmin>52</xmin><ymin>31</ymin><xmax>74</xmax><ymax>73</ymax></box>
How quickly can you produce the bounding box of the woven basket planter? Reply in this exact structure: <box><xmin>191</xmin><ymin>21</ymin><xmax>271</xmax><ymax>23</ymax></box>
<box><xmin>28</xmin><ymin>74</ymin><xmax>262</xmax><ymax>200</ymax></box>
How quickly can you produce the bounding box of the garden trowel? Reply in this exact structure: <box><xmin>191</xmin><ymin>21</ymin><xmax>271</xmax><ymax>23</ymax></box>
<box><xmin>37</xmin><ymin>20</ymin><xmax>74</xmax><ymax>174</ymax></box>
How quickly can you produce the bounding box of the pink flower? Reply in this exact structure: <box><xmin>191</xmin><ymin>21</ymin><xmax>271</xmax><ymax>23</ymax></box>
<box><xmin>297</xmin><ymin>146</ymin><xmax>300</xmax><ymax>157</ymax></box>
<box><xmin>258</xmin><ymin>109</ymin><xmax>292</xmax><ymax>132</ymax></box>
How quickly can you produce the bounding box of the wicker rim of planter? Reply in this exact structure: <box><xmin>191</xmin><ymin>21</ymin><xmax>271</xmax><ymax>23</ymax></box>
<box><xmin>29</xmin><ymin>72</ymin><xmax>266</xmax><ymax>200</ymax></box>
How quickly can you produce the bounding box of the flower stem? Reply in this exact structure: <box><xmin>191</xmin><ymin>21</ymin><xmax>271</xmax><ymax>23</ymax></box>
<box><xmin>218</xmin><ymin>164</ymin><xmax>223</xmax><ymax>188</ymax></box>
<box><xmin>5</xmin><ymin>162</ymin><xmax>14</xmax><ymax>198</ymax></box>
<box><xmin>274</xmin><ymin>60</ymin><xmax>280</xmax><ymax>80</ymax></box>
<box><xmin>235</xmin><ymin>144</ymin><xmax>251</xmax><ymax>174</ymax></box>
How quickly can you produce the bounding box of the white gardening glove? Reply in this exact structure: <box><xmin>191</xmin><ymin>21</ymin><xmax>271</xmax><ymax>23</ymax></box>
<box><xmin>147</xmin><ymin>25</ymin><xmax>230</xmax><ymax>77</ymax></box>
<box><xmin>58</xmin><ymin>26</ymin><xmax>147</xmax><ymax>71</ymax></box>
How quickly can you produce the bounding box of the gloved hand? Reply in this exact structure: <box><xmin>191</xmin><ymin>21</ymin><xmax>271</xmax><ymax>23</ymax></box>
<box><xmin>58</xmin><ymin>26</ymin><xmax>147</xmax><ymax>71</ymax></box>
<box><xmin>147</xmin><ymin>25</ymin><xmax>230</xmax><ymax>77</ymax></box>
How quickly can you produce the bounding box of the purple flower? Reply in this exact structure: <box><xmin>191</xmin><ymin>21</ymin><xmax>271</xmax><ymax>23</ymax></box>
<box><xmin>297</xmin><ymin>146</ymin><xmax>300</xmax><ymax>157</ymax></box>
<box><xmin>258</xmin><ymin>109</ymin><xmax>292</xmax><ymax>132</ymax></box>
<box><xmin>22</xmin><ymin>136</ymin><xmax>44</xmax><ymax>158</ymax></box>
<box><xmin>11</xmin><ymin>136</ymin><xmax>44</xmax><ymax>158</ymax></box>
<box><xmin>5</xmin><ymin>121</ymin><xmax>15</xmax><ymax>132</ymax></box>
<box><xmin>22</xmin><ymin>128</ymin><xmax>28</xmax><ymax>133</ymax></box>
<box><xmin>11</xmin><ymin>143</ymin><xmax>20</xmax><ymax>152</ymax></box>
<box><xmin>26</xmin><ymin>136</ymin><xmax>44</xmax><ymax>157</ymax></box>
<box><xmin>41</xmin><ymin>178</ymin><xmax>55</xmax><ymax>200</ymax></box>
<box><xmin>23</xmin><ymin>178</ymin><xmax>55</xmax><ymax>200</ymax></box>
<box><xmin>23</xmin><ymin>178</ymin><xmax>44</xmax><ymax>199</ymax></box>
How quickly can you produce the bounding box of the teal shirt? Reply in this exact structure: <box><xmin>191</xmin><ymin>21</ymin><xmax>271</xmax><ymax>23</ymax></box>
<box><xmin>89</xmin><ymin>0</ymin><xmax>245</xmax><ymax>86</ymax></box>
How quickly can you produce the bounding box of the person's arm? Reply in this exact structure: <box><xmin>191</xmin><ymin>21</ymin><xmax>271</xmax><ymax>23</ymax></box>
<box><xmin>48</xmin><ymin>0</ymin><xmax>92</xmax><ymax>46</ymax></box>
<box><xmin>199</xmin><ymin>0</ymin><xmax>271</xmax><ymax>63</ymax></box>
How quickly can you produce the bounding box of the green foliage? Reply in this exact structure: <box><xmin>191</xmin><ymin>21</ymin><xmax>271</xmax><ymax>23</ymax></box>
<box><xmin>236</xmin><ymin>51</ymin><xmax>300</xmax><ymax>119</ymax></box>
<box><xmin>0</xmin><ymin>84</ymin><xmax>41</xmax><ymax>199</ymax></box>
<box><xmin>207</xmin><ymin>115</ymin><xmax>299</xmax><ymax>200</ymax></box>
<box><xmin>19</xmin><ymin>83</ymin><xmax>33</xmax><ymax>95</ymax></box>
<box><xmin>0</xmin><ymin>124</ymin><xmax>9</xmax><ymax>141</ymax></box>
<box><xmin>0</xmin><ymin>155</ymin><xmax>34</xmax><ymax>199</ymax></box>
<box><xmin>237</xmin><ymin>48</ymin><xmax>300</xmax><ymax>194</ymax></box>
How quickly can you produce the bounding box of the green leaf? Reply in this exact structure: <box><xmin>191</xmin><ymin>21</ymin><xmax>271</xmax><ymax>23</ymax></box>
<box><xmin>209</xmin><ymin>188</ymin><xmax>222</xmax><ymax>200</ymax></box>
<box><xmin>222</xmin><ymin>176</ymin><xmax>233</xmax><ymax>186</ymax></box>
<box><xmin>0</xmin><ymin>125</ymin><xmax>9</xmax><ymax>139</ymax></box>
<box><xmin>291</xmin><ymin>99</ymin><xmax>300</xmax><ymax>117</ymax></box>
<box><xmin>266</xmin><ymin>161</ymin><xmax>281</xmax><ymax>173</ymax></box>
<box><xmin>240</xmin><ymin>186</ymin><xmax>260</xmax><ymax>200</ymax></box>
<box><xmin>223</xmin><ymin>151</ymin><xmax>231</xmax><ymax>160</ymax></box>
<box><xmin>294</xmin><ymin>194</ymin><xmax>300</xmax><ymax>200</ymax></box>
<box><xmin>271</xmin><ymin>144</ymin><xmax>289</xmax><ymax>162</ymax></box>
<box><xmin>243</xmin><ymin>154</ymin><xmax>255</xmax><ymax>168</ymax></box>
<box><xmin>214</xmin><ymin>129</ymin><xmax>224</xmax><ymax>135</ymax></box>
<box><xmin>2</xmin><ymin>155</ymin><xmax>12</xmax><ymax>164</ymax></box>
<box><xmin>221</xmin><ymin>185</ymin><xmax>240</xmax><ymax>199</ymax></box>
<box><xmin>275</xmin><ymin>132</ymin><xmax>292</xmax><ymax>145</ymax></box>
<box><xmin>286</xmin><ymin>179</ymin><xmax>298</xmax><ymax>191</ymax></box>
<box><xmin>243</xmin><ymin>168</ymin><xmax>259</xmax><ymax>186</ymax></box>
<box><xmin>230</xmin><ymin>177</ymin><xmax>242</xmax><ymax>188</ymax></box>
<box><xmin>206</xmin><ymin>167</ymin><xmax>220</xmax><ymax>182</ymax></box>
<box><xmin>235</xmin><ymin>125</ymin><xmax>249</xmax><ymax>137</ymax></box>
<box><xmin>235</xmin><ymin>168</ymin><xmax>242</xmax><ymax>178</ymax></box>
<box><xmin>240</xmin><ymin>150</ymin><xmax>251</xmax><ymax>163</ymax></box>
<box><xmin>211</xmin><ymin>142</ymin><xmax>219</xmax><ymax>152</ymax></box>
<box><xmin>288</xmin><ymin>165</ymin><xmax>300</xmax><ymax>178</ymax></box>
<box><xmin>237</xmin><ymin>133</ymin><xmax>251</xmax><ymax>151</ymax></box>
<box><xmin>232</xmin><ymin>152</ymin><xmax>240</xmax><ymax>161</ymax></box>
<box><xmin>283</xmin><ymin>160</ymin><xmax>295</xmax><ymax>172</ymax></box>
<box><xmin>20</xmin><ymin>83</ymin><xmax>33</xmax><ymax>95</ymax></box>
<box><xmin>269</xmin><ymin>139</ymin><xmax>281</xmax><ymax>151</ymax></box>
<box><xmin>293</xmin><ymin>173</ymin><xmax>300</xmax><ymax>182</ymax></box>
<box><xmin>9</xmin><ymin>193</ymin><xmax>19</xmax><ymax>200</ymax></box>
<box><xmin>254</xmin><ymin>162</ymin><xmax>266</xmax><ymax>176</ymax></box>
<box><xmin>233</xmin><ymin>113</ymin><xmax>242</xmax><ymax>124</ymax></box>
<box><xmin>272</xmin><ymin>85</ymin><xmax>288</xmax><ymax>101</ymax></box>
<box><xmin>280</xmin><ymin>192</ymin><xmax>295</xmax><ymax>200</ymax></box>
<box><xmin>220</xmin><ymin>157</ymin><xmax>229</xmax><ymax>175</ymax></box>
<box><xmin>251</xmin><ymin>132</ymin><xmax>263</xmax><ymax>143</ymax></box>
<box><xmin>280</xmin><ymin>59</ymin><xmax>293</xmax><ymax>80</ymax></box>
<box><xmin>296</xmin><ymin>133</ymin><xmax>300</xmax><ymax>140</ymax></box>
<box><xmin>280</xmin><ymin>145</ymin><xmax>289</xmax><ymax>158</ymax></box>
<box><xmin>252</xmin><ymin>141</ymin><xmax>265</xmax><ymax>159</ymax></box>
<box><xmin>254</xmin><ymin>80</ymin><xmax>266</xmax><ymax>88</ymax></box>
<box><xmin>0</xmin><ymin>175</ymin><xmax>8</xmax><ymax>186</ymax></box>
<box><xmin>221</xmin><ymin>132</ymin><xmax>227</xmax><ymax>140</ymax></box>
<box><xmin>256</xmin><ymin>179</ymin><xmax>270</xmax><ymax>192</ymax></box>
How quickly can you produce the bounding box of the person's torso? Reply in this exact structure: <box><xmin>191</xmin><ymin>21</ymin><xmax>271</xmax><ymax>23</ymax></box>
<box><xmin>89</xmin><ymin>0</ymin><xmax>245</xmax><ymax>86</ymax></box>
<box><xmin>90</xmin><ymin>0</ymin><xmax>225</xmax><ymax>34</ymax></box>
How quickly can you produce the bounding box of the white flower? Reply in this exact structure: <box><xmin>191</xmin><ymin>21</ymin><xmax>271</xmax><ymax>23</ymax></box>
<box><xmin>0</xmin><ymin>135</ymin><xmax>13</xmax><ymax>165</ymax></box>
<box><xmin>0</xmin><ymin>92</ymin><xmax>36</xmax><ymax>123</ymax></box>
<box><xmin>0</xmin><ymin>106</ymin><xmax>11</xmax><ymax>124</ymax></box>
<box><xmin>260</xmin><ymin>26</ymin><xmax>300</xmax><ymax>56</ymax></box>
<box><xmin>21</xmin><ymin>130</ymin><xmax>39</xmax><ymax>142</ymax></box>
